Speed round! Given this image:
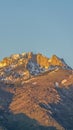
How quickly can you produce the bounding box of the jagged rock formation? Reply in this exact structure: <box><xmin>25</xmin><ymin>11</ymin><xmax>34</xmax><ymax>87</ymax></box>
<box><xmin>0</xmin><ymin>52</ymin><xmax>71</xmax><ymax>70</ymax></box>
<box><xmin>0</xmin><ymin>52</ymin><xmax>73</xmax><ymax>130</ymax></box>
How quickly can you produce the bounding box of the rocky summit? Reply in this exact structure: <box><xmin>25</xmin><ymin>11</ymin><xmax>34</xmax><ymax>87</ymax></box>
<box><xmin>0</xmin><ymin>52</ymin><xmax>73</xmax><ymax>130</ymax></box>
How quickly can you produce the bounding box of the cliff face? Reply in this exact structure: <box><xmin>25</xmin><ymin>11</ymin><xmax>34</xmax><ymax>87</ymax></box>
<box><xmin>0</xmin><ymin>52</ymin><xmax>73</xmax><ymax>130</ymax></box>
<box><xmin>36</xmin><ymin>54</ymin><xmax>64</xmax><ymax>68</ymax></box>
<box><xmin>0</xmin><ymin>52</ymin><xmax>70</xmax><ymax>69</ymax></box>
<box><xmin>50</xmin><ymin>55</ymin><xmax>63</xmax><ymax>66</ymax></box>
<box><xmin>36</xmin><ymin>54</ymin><xmax>50</xmax><ymax>68</ymax></box>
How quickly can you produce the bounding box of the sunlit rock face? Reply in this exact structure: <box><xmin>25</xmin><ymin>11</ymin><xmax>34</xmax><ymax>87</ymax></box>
<box><xmin>50</xmin><ymin>55</ymin><xmax>63</xmax><ymax>66</ymax></box>
<box><xmin>36</xmin><ymin>53</ymin><xmax>50</xmax><ymax>68</ymax></box>
<box><xmin>0</xmin><ymin>52</ymin><xmax>71</xmax><ymax>70</ymax></box>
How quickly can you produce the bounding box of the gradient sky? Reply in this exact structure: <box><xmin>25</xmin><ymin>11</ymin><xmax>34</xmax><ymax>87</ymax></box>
<box><xmin>0</xmin><ymin>0</ymin><xmax>73</xmax><ymax>68</ymax></box>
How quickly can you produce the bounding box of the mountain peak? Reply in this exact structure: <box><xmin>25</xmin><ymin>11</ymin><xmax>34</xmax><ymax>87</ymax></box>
<box><xmin>0</xmin><ymin>52</ymin><xmax>73</xmax><ymax>130</ymax></box>
<box><xmin>50</xmin><ymin>54</ymin><xmax>63</xmax><ymax>66</ymax></box>
<box><xmin>0</xmin><ymin>52</ymin><xmax>72</xmax><ymax>71</ymax></box>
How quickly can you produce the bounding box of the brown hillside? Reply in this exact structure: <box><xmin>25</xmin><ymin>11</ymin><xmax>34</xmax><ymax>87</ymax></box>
<box><xmin>0</xmin><ymin>53</ymin><xmax>73</xmax><ymax>130</ymax></box>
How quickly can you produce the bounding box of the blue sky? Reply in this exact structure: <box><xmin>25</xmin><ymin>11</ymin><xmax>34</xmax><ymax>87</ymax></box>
<box><xmin>0</xmin><ymin>0</ymin><xmax>73</xmax><ymax>68</ymax></box>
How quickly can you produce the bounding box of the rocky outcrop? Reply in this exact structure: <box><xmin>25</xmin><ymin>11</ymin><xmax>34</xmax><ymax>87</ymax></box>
<box><xmin>0</xmin><ymin>52</ymin><xmax>71</xmax><ymax>70</ymax></box>
<box><xmin>36</xmin><ymin>54</ymin><xmax>65</xmax><ymax>69</ymax></box>
<box><xmin>36</xmin><ymin>53</ymin><xmax>49</xmax><ymax>68</ymax></box>
<box><xmin>50</xmin><ymin>55</ymin><xmax>63</xmax><ymax>66</ymax></box>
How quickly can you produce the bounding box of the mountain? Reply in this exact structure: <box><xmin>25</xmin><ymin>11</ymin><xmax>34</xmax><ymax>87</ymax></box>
<box><xmin>0</xmin><ymin>52</ymin><xmax>73</xmax><ymax>130</ymax></box>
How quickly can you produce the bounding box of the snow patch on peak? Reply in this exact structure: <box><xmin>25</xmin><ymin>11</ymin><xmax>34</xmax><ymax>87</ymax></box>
<box><xmin>26</xmin><ymin>60</ymin><xmax>44</xmax><ymax>75</ymax></box>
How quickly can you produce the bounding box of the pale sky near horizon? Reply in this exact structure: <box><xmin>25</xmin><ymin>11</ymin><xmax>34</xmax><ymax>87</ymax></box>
<box><xmin>0</xmin><ymin>0</ymin><xmax>73</xmax><ymax>68</ymax></box>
